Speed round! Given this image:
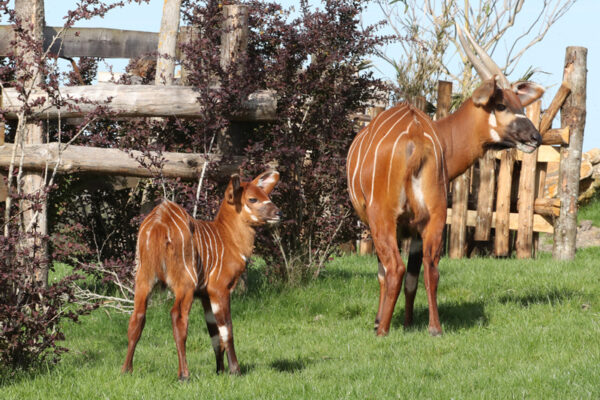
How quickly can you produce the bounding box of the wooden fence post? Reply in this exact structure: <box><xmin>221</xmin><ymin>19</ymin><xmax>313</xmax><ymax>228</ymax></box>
<box><xmin>553</xmin><ymin>46</ymin><xmax>587</xmax><ymax>260</ymax></box>
<box><xmin>217</xmin><ymin>4</ymin><xmax>249</xmax><ymax>156</ymax></box>
<box><xmin>494</xmin><ymin>149</ymin><xmax>515</xmax><ymax>256</ymax></box>
<box><xmin>141</xmin><ymin>0</ymin><xmax>183</xmax><ymax>215</ymax></box>
<box><xmin>155</xmin><ymin>0</ymin><xmax>182</xmax><ymax>85</ymax></box>
<box><xmin>0</xmin><ymin>86</ymin><xmax>4</xmax><ymax>145</ymax></box>
<box><xmin>516</xmin><ymin>100</ymin><xmax>541</xmax><ymax>258</ymax></box>
<box><xmin>473</xmin><ymin>151</ymin><xmax>495</xmax><ymax>241</ymax></box>
<box><xmin>13</xmin><ymin>0</ymin><xmax>49</xmax><ymax>286</ymax></box>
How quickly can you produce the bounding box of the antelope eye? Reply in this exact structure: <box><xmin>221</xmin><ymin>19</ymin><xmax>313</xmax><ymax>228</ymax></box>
<box><xmin>495</xmin><ymin>104</ymin><xmax>506</xmax><ymax>111</ymax></box>
<box><xmin>248</xmin><ymin>198</ymin><xmax>258</xmax><ymax>204</ymax></box>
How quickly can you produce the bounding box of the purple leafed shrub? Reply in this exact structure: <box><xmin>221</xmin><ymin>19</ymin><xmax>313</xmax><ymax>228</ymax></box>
<box><xmin>1</xmin><ymin>0</ymin><xmax>389</xmax><ymax>372</ymax></box>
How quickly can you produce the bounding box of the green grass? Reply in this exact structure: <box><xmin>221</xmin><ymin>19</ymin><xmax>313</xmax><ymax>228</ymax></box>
<box><xmin>3</xmin><ymin>249</ymin><xmax>600</xmax><ymax>399</ymax></box>
<box><xmin>579</xmin><ymin>195</ymin><xmax>600</xmax><ymax>226</ymax></box>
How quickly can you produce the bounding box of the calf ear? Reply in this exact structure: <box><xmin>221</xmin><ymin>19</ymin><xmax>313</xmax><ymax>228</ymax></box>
<box><xmin>512</xmin><ymin>81</ymin><xmax>545</xmax><ymax>107</ymax></box>
<box><xmin>472</xmin><ymin>77</ymin><xmax>497</xmax><ymax>107</ymax></box>
<box><xmin>252</xmin><ymin>170</ymin><xmax>280</xmax><ymax>194</ymax></box>
<box><xmin>226</xmin><ymin>174</ymin><xmax>244</xmax><ymax>211</ymax></box>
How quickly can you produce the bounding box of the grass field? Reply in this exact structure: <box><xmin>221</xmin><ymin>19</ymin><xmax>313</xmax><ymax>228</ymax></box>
<box><xmin>2</xmin><ymin>247</ymin><xmax>600</xmax><ymax>399</ymax></box>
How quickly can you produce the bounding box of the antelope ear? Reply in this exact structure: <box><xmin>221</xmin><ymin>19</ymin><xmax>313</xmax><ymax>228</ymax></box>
<box><xmin>472</xmin><ymin>77</ymin><xmax>497</xmax><ymax>107</ymax></box>
<box><xmin>226</xmin><ymin>174</ymin><xmax>243</xmax><ymax>210</ymax></box>
<box><xmin>252</xmin><ymin>170</ymin><xmax>280</xmax><ymax>194</ymax></box>
<box><xmin>512</xmin><ymin>81</ymin><xmax>545</xmax><ymax>107</ymax></box>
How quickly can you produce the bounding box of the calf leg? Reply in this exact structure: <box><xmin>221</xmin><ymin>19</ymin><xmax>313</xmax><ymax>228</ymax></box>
<box><xmin>404</xmin><ymin>236</ymin><xmax>423</xmax><ymax>327</ymax></box>
<box><xmin>204</xmin><ymin>291</ymin><xmax>240</xmax><ymax>375</ymax></box>
<box><xmin>122</xmin><ymin>280</ymin><xmax>153</xmax><ymax>374</ymax></box>
<box><xmin>171</xmin><ymin>289</ymin><xmax>194</xmax><ymax>380</ymax></box>
<box><xmin>200</xmin><ymin>294</ymin><xmax>225</xmax><ymax>374</ymax></box>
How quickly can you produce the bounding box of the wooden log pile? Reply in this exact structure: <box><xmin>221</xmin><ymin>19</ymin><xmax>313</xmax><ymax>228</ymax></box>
<box><xmin>546</xmin><ymin>147</ymin><xmax>600</xmax><ymax>203</ymax></box>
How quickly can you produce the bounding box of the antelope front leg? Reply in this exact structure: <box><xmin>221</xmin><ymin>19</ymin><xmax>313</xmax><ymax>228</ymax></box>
<box><xmin>202</xmin><ymin>291</ymin><xmax>240</xmax><ymax>375</ymax></box>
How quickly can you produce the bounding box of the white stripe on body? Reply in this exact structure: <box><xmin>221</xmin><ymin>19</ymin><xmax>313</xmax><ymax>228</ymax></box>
<box><xmin>347</xmin><ymin>124</ymin><xmax>372</xmax><ymax>205</ymax></box>
<box><xmin>358</xmin><ymin>105</ymin><xmax>408</xmax><ymax>203</ymax></box>
<box><xmin>167</xmin><ymin>204</ymin><xmax>198</xmax><ymax>287</ymax></box>
<box><xmin>214</xmin><ymin>228</ymin><xmax>225</xmax><ymax>281</ymax></box>
<box><xmin>368</xmin><ymin>110</ymin><xmax>412</xmax><ymax>206</ymax></box>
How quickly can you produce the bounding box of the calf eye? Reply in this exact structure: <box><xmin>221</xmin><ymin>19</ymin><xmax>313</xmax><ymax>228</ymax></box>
<box><xmin>495</xmin><ymin>104</ymin><xmax>506</xmax><ymax>111</ymax></box>
<box><xmin>248</xmin><ymin>198</ymin><xmax>258</xmax><ymax>203</ymax></box>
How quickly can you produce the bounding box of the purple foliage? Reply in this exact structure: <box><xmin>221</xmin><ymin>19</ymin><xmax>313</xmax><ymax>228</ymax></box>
<box><xmin>1</xmin><ymin>0</ymin><xmax>388</xmax><ymax>372</ymax></box>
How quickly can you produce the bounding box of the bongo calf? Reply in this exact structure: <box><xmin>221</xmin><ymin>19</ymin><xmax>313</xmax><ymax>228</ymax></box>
<box><xmin>121</xmin><ymin>171</ymin><xmax>281</xmax><ymax>379</ymax></box>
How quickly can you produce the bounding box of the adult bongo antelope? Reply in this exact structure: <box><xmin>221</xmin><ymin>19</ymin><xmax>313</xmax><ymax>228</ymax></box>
<box><xmin>121</xmin><ymin>170</ymin><xmax>281</xmax><ymax>379</ymax></box>
<box><xmin>346</xmin><ymin>25</ymin><xmax>545</xmax><ymax>337</ymax></box>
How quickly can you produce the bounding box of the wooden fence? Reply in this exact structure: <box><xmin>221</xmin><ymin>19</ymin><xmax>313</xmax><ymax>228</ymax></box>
<box><xmin>359</xmin><ymin>48</ymin><xmax>587</xmax><ymax>259</ymax></box>
<box><xmin>0</xmin><ymin>0</ymin><xmax>588</xmax><ymax>264</ymax></box>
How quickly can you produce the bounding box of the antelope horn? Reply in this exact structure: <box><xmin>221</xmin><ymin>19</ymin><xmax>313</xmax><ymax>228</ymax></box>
<box><xmin>460</xmin><ymin>24</ymin><xmax>511</xmax><ymax>88</ymax></box>
<box><xmin>456</xmin><ymin>24</ymin><xmax>493</xmax><ymax>81</ymax></box>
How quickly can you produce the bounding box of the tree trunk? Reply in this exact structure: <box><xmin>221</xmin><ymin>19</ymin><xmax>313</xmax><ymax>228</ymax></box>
<box><xmin>14</xmin><ymin>0</ymin><xmax>48</xmax><ymax>286</ymax></box>
<box><xmin>553</xmin><ymin>47</ymin><xmax>587</xmax><ymax>260</ymax></box>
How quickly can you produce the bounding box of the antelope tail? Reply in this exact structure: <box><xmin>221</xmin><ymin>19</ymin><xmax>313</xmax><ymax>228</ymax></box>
<box><xmin>404</xmin><ymin>118</ymin><xmax>427</xmax><ymax>225</ymax></box>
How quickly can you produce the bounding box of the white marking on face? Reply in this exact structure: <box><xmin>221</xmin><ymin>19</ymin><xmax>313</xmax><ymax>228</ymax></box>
<box><xmin>244</xmin><ymin>204</ymin><xmax>252</xmax><ymax>213</ymax></box>
<box><xmin>218</xmin><ymin>325</ymin><xmax>230</xmax><ymax>342</ymax></box>
<box><xmin>490</xmin><ymin>128</ymin><xmax>501</xmax><ymax>142</ymax></box>
<box><xmin>488</xmin><ymin>112</ymin><xmax>497</xmax><ymax>128</ymax></box>
<box><xmin>262</xmin><ymin>200</ymin><xmax>272</xmax><ymax>204</ymax></box>
<box><xmin>211</xmin><ymin>302</ymin><xmax>221</xmax><ymax>315</ymax></box>
<box><xmin>240</xmin><ymin>253</ymin><xmax>247</xmax><ymax>262</ymax></box>
<box><xmin>411</xmin><ymin>175</ymin><xmax>425</xmax><ymax>208</ymax></box>
<box><xmin>515</xmin><ymin>113</ymin><xmax>528</xmax><ymax>119</ymax></box>
<box><xmin>405</xmin><ymin>273</ymin><xmax>418</xmax><ymax>292</ymax></box>
<box><xmin>250</xmin><ymin>214</ymin><xmax>259</xmax><ymax>222</ymax></box>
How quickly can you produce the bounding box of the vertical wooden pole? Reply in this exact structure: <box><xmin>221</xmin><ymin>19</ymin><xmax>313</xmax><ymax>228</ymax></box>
<box><xmin>0</xmin><ymin>86</ymin><xmax>4</xmax><ymax>145</ymax></box>
<box><xmin>516</xmin><ymin>100</ymin><xmax>541</xmax><ymax>258</ymax></box>
<box><xmin>473</xmin><ymin>151</ymin><xmax>495</xmax><ymax>241</ymax></box>
<box><xmin>141</xmin><ymin>0</ymin><xmax>183</xmax><ymax>215</ymax></box>
<box><xmin>155</xmin><ymin>0</ymin><xmax>182</xmax><ymax>85</ymax></box>
<box><xmin>220</xmin><ymin>4</ymin><xmax>248</xmax><ymax>73</ymax></box>
<box><xmin>553</xmin><ymin>46</ymin><xmax>587</xmax><ymax>260</ymax></box>
<box><xmin>217</xmin><ymin>4</ymin><xmax>249</xmax><ymax>156</ymax></box>
<box><xmin>14</xmin><ymin>0</ymin><xmax>48</xmax><ymax>286</ymax></box>
<box><xmin>494</xmin><ymin>149</ymin><xmax>515</xmax><ymax>256</ymax></box>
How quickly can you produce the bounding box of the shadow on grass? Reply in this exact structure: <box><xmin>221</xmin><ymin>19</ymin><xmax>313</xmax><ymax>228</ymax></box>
<box><xmin>392</xmin><ymin>300</ymin><xmax>488</xmax><ymax>332</ymax></box>
<box><xmin>270</xmin><ymin>357</ymin><xmax>313</xmax><ymax>373</ymax></box>
<box><xmin>497</xmin><ymin>287</ymin><xmax>576</xmax><ymax>307</ymax></box>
